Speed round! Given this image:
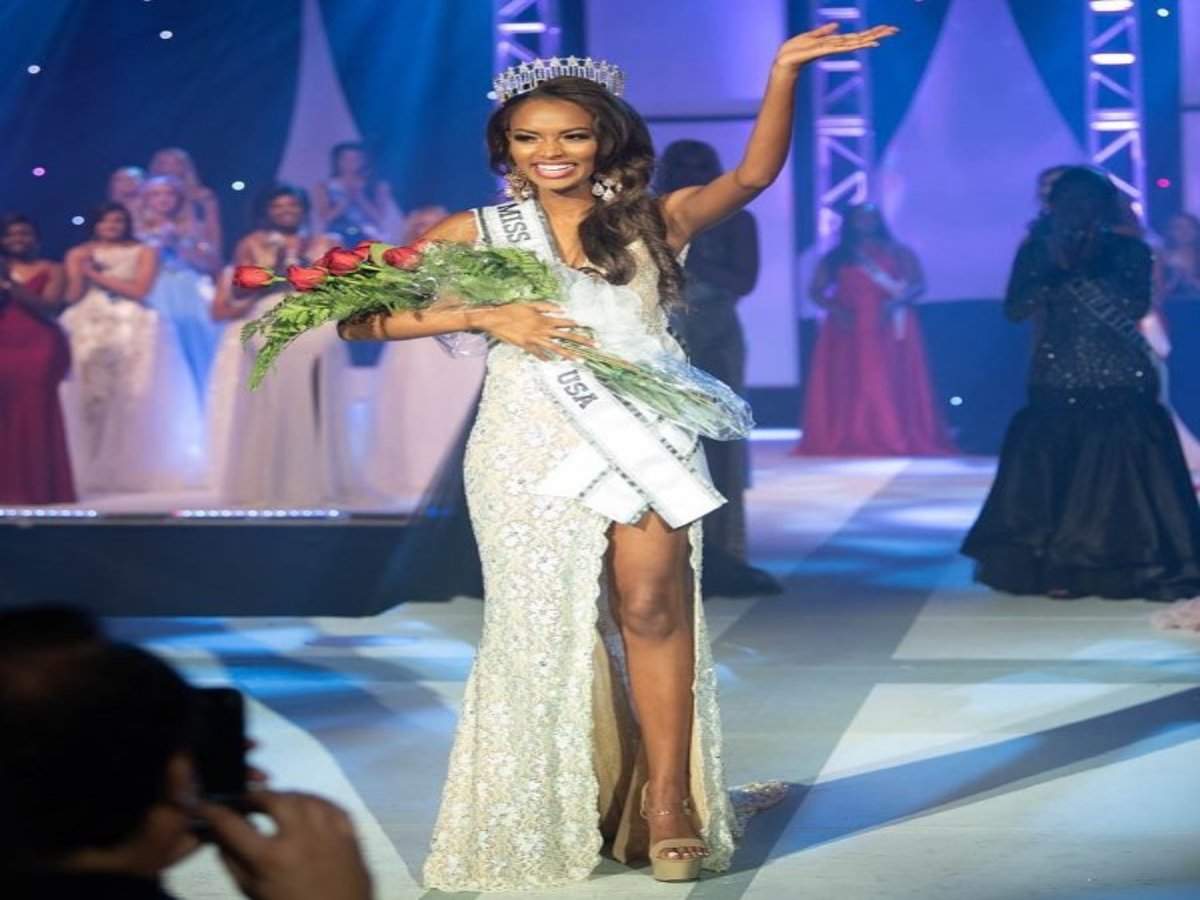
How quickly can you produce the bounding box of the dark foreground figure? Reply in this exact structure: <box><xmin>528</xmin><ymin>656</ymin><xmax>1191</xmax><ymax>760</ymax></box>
<box><xmin>963</xmin><ymin>168</ymin><xmax>1200</xmax><ymax>601</ymax></box>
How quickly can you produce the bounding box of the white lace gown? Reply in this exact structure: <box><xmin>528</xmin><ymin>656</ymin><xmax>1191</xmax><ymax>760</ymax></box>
<box><xmin>59</xmin><ymin>243</ymin><xmax>206</xmax><ymax>495</ymax></box>
<box><xmin>207</xmin><ymin>284</ymin><xmax>354</xmax><ymax>507</ymax></box>
<box><xmin>423</xmin><ymin>238</ymin><xmax>738</xmax><ymax>892</ymax></box>
<box><xmin>362</xmin><ymin>338</ymin><xmax>485</xmax><ymax>506</ymax></box>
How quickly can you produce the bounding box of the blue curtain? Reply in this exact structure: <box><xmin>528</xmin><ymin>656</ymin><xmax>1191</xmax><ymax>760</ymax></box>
<box><xmin>869</xmin><ymin>0</ymin><xmax>953</xmax><ymax>154</ymax></box>
<box><xmin>318</xmin><ymin>1</ymin><xmax>496</xmax><ymax>214</ymax></box>
<box><xmin>0</xmin><ymin>0</ymin><xmax>302</xmax><ymax>256</ymax></box>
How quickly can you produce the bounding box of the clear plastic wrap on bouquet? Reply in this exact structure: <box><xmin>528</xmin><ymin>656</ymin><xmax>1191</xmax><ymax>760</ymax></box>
<box><xmin>584</xmin><ymin>349</ymin><xmax>755</xmax><ymax>441</ymax></box>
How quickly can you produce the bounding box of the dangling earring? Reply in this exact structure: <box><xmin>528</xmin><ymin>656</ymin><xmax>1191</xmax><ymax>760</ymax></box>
<box><xmin>591</xmin><ymin>173</ymin><xmax>620</xmax><ymax>203</ymax></box>
<box><xmin>504</xmin><ymin>170</ymin><xmax>534</xmax><ymax>200</ymax></box>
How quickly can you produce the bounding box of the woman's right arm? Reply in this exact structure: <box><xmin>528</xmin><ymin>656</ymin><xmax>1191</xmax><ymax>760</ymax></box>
<box><xmin>337</xmin><ymin>211</ymin><xmax>589</xmax><ymax>359</ymax></box>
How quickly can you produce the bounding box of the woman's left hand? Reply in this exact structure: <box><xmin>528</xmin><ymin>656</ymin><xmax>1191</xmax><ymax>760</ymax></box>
<box><xmin>773</xmin><ymin>23</ymin><xmax>899</xmax><ymax>75</ymax></box>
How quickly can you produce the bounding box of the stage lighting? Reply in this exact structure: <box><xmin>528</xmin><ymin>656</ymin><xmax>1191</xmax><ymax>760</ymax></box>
<box><xmin>950</xmin><ymin>396</ymin><xmax>964</xmax><ymax>407</ymax></box>
<box><xmin>32</xmin><ymin>167</ymin><xmax>46</xmax><ymax>177</ymax></box>
<box><xmin>1090</xmin><ymin>0</ymin><xmax>1134</xmax><ymax>11</ymax></box>
<box><xmin>27</xmin><ymin>65</ymin><xmax>41</xmax><ymax>74</ymax></box>
<box><xmin>1090</xmin><ymin>52</ymin><xmax>1136</xmax><ymax>65</ymax></box>
<box><xmin>1157</xmin><ymin>7</ymin><xmax>1170</xmax><ymax>17</ymax></box>
<box><xmin>231</xmin><ymin>180</ymin><xmax>246</xmax><ymax>191</ymax></box>
<box><xmin>70</xmin><ymin>215</ymin><xmax>84</xmax><ymax>225</ymax></box>
<box><xmin>159</xmin><ymin>30</ymin><xmax>173</xmax><ymax>40</ymax></box>
<box><xmin>1157</xmin><ymin>178</ymin><xmax>1171</xmax><ymax>188</ymax></box>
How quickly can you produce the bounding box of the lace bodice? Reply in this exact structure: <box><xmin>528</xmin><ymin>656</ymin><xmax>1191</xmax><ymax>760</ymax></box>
<box><xmin>89</xmin><ymin>243</ymin><xmax>143</xmax><ymax>283</ymax></box>
<box><xmin>1005</xmin><ymin>232</ymin><xmax>1155</xmax><ymax>395</ymax></box>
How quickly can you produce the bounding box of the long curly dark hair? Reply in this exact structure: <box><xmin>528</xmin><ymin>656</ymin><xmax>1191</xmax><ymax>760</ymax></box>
<box><xmin>1044</xmin><ymin>166</ymin><xmax>1124</xmax><ymax>271</ymax></box>
<box><xmin>486</xmin><ymin>77</ymin><xmax>683</xmax><ymax>304</ymax></box>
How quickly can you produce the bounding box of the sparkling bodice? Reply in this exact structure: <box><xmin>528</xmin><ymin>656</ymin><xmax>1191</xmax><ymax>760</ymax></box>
<box><xmin>1005</xmin><ymin>232</ymin><xmax>1156</xmax><ymax>396</ymax></box>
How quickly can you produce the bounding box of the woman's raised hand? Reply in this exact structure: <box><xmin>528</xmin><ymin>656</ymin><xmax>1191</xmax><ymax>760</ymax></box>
<box><xmin>773</xmin><ymin>23</ymin><xmax>899</xmax><ymax>75</ymax></box>
<box><xmin>476</xmin><ymin>302</ymin><xmax>593</xmax><ymax>361</ymax></box>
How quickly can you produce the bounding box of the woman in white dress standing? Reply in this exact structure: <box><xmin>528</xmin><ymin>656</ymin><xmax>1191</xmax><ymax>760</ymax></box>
<box><xmin>341</xmin><ymin>25</ymin><xmax>896</xmax><ymax>891</ymax></box>
<box><xmin>137</xmin><ymin>175</ymin><xmax>223</xmax><ymax>409</ymax></box>
<box><xmin>60</xmin><ymin>203</ymin><xmax>205</xmax><ymax>495</ymax></box>
<box><xmin>208</xmin><ymin>186</ymin><xmax>351</xmax><ymax>506</ymax></box>
<box><xmin>363</xmin><ymin>205</ymin><xmax>486</xmax><ymax>507</ymax></box>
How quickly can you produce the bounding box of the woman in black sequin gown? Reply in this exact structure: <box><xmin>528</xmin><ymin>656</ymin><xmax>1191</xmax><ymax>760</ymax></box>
<box><xmin>963</xmin><ymin>168</ymin><xmax>1200</xmax><ymax>600</ymax></box>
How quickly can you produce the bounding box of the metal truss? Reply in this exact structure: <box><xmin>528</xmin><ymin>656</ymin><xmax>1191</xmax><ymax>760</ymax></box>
<box><xmin>494</xmin><ymin>0</ymin><xmax>561</xmax><ymax>73</ymax></box>
<box><xmin>1085</xmin><ymin>0</ymin><xmax>1147</xmax><ymax>215</ymax></box>
<box><xmin>811</xmin><ymin>2</ymin><xmax>874</xmax><ymax>247</ymax></box>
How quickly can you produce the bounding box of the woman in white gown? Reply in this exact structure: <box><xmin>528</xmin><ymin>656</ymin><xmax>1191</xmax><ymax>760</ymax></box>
<box><xmin>363</xmin><ymin>206</ymin><xmax>486</xmax><ymax>506</ymax></box>
<box><xmin>341</xmin><ymin>26</ymin><xmax>895</xmax><ymax>891</ymax></box>
<box><xmin>60</xmin><ymin>203</ymin><xmax>205</xmax><ymax>495</ymax></box>
<box><xmin>208</xmin><ymin>186</ymin><xmax>352</xmax><ymax>506</ymax></box>
<box><xmin>137</xmin><ymin>175</ymin><xmax>223</xmax><ymax>410</ymax></box>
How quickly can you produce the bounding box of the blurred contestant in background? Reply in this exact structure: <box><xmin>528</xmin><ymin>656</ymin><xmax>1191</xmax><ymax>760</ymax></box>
<box><xmin>0</xmin><ymin>215</ymin><xmax>74</xmax><ymax>504</ymax></box>
<box><xmin>313</xmin><ymin>142</ymin><xmax>401</xmax><ymax>245</ymax></box>
<box><xmin>363</xmin><ymin>205</ymin><xmax>485</xmax><ymax>507</ymax></box>
<box><xmin>964</xmin><ymin>168</ymin><xmax>1200</xmax><ymax>601</ymax></box>
<box><xmin>59</xmin><ymin>204</ymin><xmax>204</xmax><ymax>495</ymax></box>
<box><xmin>148</xmin><ymin>147</ymin><xmax>223</xmax><ymax>256</ymax></box>
<box><xmin>208</xmin><ymin>186</ymin><xmax>353</xmax><ymax>506</ymax></box>
<box><xmin>137</xmin><ymin>175</ymin><xmax>223</xmax><ymax>408</ymax></box>
<box><xmin>658</xmin><ymin>140</ymin><xmax>780</xmax><ymax>596</ymax></box>
<box><xmin>796</xmin><ymin>204</ymin><xmax>952</xmax><ymax>456</ymax></box>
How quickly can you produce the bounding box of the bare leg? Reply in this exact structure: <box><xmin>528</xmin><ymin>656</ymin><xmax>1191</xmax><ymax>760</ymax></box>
<box><xmin>608</xmin><ymin>511</ymin><xmax>707</xmax><ymax>860</ymax></box>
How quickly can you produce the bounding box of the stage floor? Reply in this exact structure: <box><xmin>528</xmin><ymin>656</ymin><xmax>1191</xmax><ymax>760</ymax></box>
<box><xmin>105</xmin><ymin>446</ymin><xmax>1200</xmax><ymax>899</ymax></box>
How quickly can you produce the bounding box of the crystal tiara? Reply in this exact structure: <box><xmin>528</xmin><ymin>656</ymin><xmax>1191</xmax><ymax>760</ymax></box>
<box><xmin>489</xmin><ymin>56</ymin><xmax>626</xmax><ymax>103</ymax></box>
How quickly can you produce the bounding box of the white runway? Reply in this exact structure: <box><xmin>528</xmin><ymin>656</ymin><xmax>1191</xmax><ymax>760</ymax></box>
<box><xmin>107</xmin><ymin>447</ymin><xmax>1200</xmax><ymax>899</ymax></box>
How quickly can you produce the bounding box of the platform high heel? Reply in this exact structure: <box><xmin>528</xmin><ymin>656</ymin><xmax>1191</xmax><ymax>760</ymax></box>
<box><xmin>640</xmin><ymin>784</ymin><xmax>708</xmax><ymax>882</ymax></box>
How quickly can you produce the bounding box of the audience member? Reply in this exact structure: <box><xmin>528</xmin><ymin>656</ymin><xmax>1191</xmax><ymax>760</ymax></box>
<box><xmin>0</xmin><ymin>605</ymin><xmax>373</xmax><ymax>900</ymax></box>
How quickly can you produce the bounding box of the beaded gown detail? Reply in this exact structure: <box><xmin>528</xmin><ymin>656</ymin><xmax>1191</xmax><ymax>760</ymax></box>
<box><xmin>422</xmin><ymin>222</ymin><xmax>738</xmax><ymax>892</ymax></box>
<box><xmin>963</xmin><ymin>232</ymin><xmax>1200</xmax><ymax>599</ymax></box>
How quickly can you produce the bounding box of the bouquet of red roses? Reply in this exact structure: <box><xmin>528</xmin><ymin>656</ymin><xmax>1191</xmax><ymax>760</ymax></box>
<box><xmin>235</xmin><ymin>239</ymin><xmax>559</xmax><ymax>389</ymax></box>
<box><xmin>234</xmin><ymin>239</ymin><xmax>753</xmax><ymax>440</ymax></box>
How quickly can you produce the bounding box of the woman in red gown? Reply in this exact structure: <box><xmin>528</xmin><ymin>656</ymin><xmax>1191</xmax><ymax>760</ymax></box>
<box><xmin>796</xmin><ymin>204</ymin><xmax>953</xmax><ymax>455</ymax></box>
<box><xmin>0</xmin><ymin>215</ymin><xmax>76</xmax><ymax>503</ymax></box>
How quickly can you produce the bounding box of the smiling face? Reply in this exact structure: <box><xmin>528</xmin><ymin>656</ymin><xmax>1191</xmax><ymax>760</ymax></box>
<box><xmin>94</xmin><ymin>209</ymin><xmax>131</xmax><ymax>242</ymax></box>
<box><xmin>266</xmin><ymin>194</ymin><xmax>306</xmax><ymax>232</ymax></box>
<box><xmin>143</xmin><ymin>181</ymin><xmax>185</xmax><ymax>219</ymax></box>
<box><xmin>1</xmin><ymin>221</ymin><xmax>38</xmax><ymax>258</ymax></box>
<box><xmin>109</xmin><ymin>168</ymin><xmax>144</xmax><ymax>204</ymax></box>
<box><xmin>506</xmin><ymin>97</ymin><xmax>599</xmax><ymax>198</ymax></box>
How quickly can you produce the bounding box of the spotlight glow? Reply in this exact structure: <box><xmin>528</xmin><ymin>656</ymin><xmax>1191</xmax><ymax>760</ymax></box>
<box><xmin>159</xmin><ymin>30</ymin><xmax>173</xmax><ymax>40</ymax></box>
<box><xmin>1157</xmin><ymin>7</ymin><xmax>1171</xmax><ymax>17</ymax></box>
<box><xmin>1091</xmin><ymin>52</ymin><xmax>1136</xmax><ymax>65</ymax></box>
<box><xmin>949</xmin><ymin>396</ymin><xmax>964</xmax><ymax>407</ymax></box>
<box><xmin>231</xmin><ymin>180</ymin><xmax>246</xmax><ymax>191</ymax></box>
<box><xmin>1157</xmin><ymin>177</ymin><xmax>1171</xmax><ymax>189</ymax></box>
<box><xmin>1090</xmin><ymin>0</ymin><xmax>1134</xmax><ymax>10</ymax></box>
<box><xmin>27</xmin><ymin>64</ymin><xmax>41</xmax><ymax>74</ymax></box>
<box><xmin>32</xmin><ymin>166</ymin><xmax>46</xmax><ymax>177</ymax></box>
<box><xmin>71</xmin><ymin>215</ymin><xmax>85</xmax><ymax>225</ymax></box>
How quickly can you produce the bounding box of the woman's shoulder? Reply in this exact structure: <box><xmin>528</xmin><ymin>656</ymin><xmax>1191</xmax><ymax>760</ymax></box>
<box><xmin>419</xmin><ymin>210</ymin><xmax>478</xmax><ymax>244</ymax></box>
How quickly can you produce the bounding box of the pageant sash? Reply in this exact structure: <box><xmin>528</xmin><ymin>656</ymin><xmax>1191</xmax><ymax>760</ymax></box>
<box><xmin>477</xmin><ymin>199</ymin><xmax>724</xmax><ymax>528</ymax></box>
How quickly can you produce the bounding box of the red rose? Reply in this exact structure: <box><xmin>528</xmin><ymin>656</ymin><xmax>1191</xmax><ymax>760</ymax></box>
<box><xmin>323</xmin><ymin>248</ymin><xmax>363</xmax><ymax>275</ymax></box>
<box><xmin>351</xmin><ymin>240</ymin><xmax>377</xmax><ymax>260</ymax></box>
<box><xmin>382</xmin><ymin>246</ymin><xmax>422</xmax><ymax>270</ymax></box>
<box><xmin>232</xmin><ymin>265</ymin><xmax>275</xmax><ymax>289</ymax></box>
<box><xmin>286</xmin><ymin>265</ymin><xmax>328</xmax><ymax>292</ymax></box>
